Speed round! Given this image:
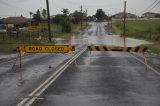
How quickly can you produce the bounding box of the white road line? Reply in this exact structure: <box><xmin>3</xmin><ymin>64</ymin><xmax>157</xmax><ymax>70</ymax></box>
<box><xmin>17</xmin><ymin>48</ymin><xmax>86</xmax><ymax>106</ymax></box>
<box><xmin>131</xmin><ymin>53</ymin><xmax>160</xmax><ymax>76</ymax></box>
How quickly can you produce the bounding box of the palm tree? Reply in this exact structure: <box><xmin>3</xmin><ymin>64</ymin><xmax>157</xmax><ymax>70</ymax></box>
<box><xmin>29</xmin><ymin>12</ymin><xmax>33</xmax><ymax>18</ymax></box>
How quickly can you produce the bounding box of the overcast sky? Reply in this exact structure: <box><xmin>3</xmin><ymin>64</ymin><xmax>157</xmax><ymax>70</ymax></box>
<box><xmin>0</xmin><ymin>0</ymin><xmax>160</xmax><ymax>18</ymax></box>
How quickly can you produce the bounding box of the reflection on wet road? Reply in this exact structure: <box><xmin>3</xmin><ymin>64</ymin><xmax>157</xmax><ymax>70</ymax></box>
<box><xmin>33</xmin><ymin>51</ymin><xmax>160</xmax><ymax>106</ymax></box>
<box><xmin>70</xmin><ymin>22</ymin><xmax>150</xmax><ymax>46</ymax></box>
<box><xmin>0</xmin><ymin>22</ymin><xmax>155</xmax><ymax>106</ymax></box>
<box><xmin>0</xmin><ymin>53</ymin><xmax>73</xmax><ymax>105</ymax></box>
<box><xmin>31</xmin><ymin>22</ymin><xmax>159</xmax><ymax>106</ymax></box>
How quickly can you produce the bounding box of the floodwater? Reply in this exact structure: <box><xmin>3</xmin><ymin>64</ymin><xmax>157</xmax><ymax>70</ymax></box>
<box><xmin>55</xmin><ymin>22</ymin><xmax>151</xmax><ymax>47</ymax></box>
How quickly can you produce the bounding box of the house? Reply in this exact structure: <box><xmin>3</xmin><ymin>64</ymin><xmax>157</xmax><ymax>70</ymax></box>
<box><xmin>112</xmin><ymin>12</ymin><xmax>137</xmax><ymax>19</ymax></box>
<box><xmin>0</xmin><ymin>20</ymin><xmax>7</xmax><ymax>33</ymax></box>
<box><xmin>142</xmin><ymin>12</ymin><xmax>160</xmax><ymax>18</ymax></box>
<box><xmin>0</xmin><ymin>15</ymin><xmax>29</xmax><ymax>29</ymax></box>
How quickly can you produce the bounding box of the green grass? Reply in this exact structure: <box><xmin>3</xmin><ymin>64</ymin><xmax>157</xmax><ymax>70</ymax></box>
<box><xmin>0</xmin><ymin>44</ymin><xmax>19</xmax><ymax>52</ymax></box>
<box><xmin>112</xmin><ymin>19</ymin><xmax>160</xmax><ymax>52</ymax></box>
<box><xmin>40</xmin><ymin>22</ymin><xmax>87</xmax><ymax>37</ymax></box>
<box><xmin>0</xmin><ymin>22</ymin><xmax>88</xmax><ymax>52</ymax></box>
<box><xmin>144</xmin><ymin>42</ymin><xmax>160</xmax><ymax>53</ymax></box>
<box><xmin>0</xmin><ymin>39</ymin><xmax>55</xmax><ymax>52</ymax></box>
<box><xmin>40</xmin><ymin>23</ymin><xmax>62</xmax><ymax>34</ymax></box>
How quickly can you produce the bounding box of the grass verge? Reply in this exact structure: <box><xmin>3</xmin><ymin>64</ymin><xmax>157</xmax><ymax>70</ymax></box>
<box><xmin>40</xmin><ymin>22</ymin><xmax>87</xmax><ymax>37</ymax></box>
<box><xmin>111</xmin><ymin>19</ymin><xmax>160</xmax><ymax>52</ymax></box>
<box><xmin>0</xmin><ymin>23</ymin><xmax>88</xmax><ymax>52</ymax></box>
<box><xmin>0</xmin><ymin>39</ymin><xmax>49</xmax><ymax>52</ymax></box>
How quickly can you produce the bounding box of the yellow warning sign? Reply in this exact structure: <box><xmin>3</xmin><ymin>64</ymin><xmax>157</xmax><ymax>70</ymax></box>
<box><xmin>24</xmin><ymin>45</ymin><xmax>74</xmax><ymax>53</ymax></box>
<box><xmin>27</xmin><ymin>26</ymin><xmax>42</xmax><ymax>32</ymax></box>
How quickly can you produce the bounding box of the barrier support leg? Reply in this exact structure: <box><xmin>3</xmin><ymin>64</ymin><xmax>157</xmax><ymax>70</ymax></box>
<box><xmin>18</xmin><ymin>53</ymin><xmax>25</xmax><ymax>86</ymax></box>
<box><xmin>20</xmin><ymin>54</ymin><xmax>22</xmax><ymax>68</ymax></box>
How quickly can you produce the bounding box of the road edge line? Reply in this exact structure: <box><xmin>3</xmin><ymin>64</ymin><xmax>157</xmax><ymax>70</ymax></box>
<box><xmin>16</xmin><ymin>48</ymin><xmax>86</xmax><ymax>106</ymax></box>
<box><xmin>131</xmin><ymin>53</ymin><xmax>160</xmax><ymax>76</ymax></box>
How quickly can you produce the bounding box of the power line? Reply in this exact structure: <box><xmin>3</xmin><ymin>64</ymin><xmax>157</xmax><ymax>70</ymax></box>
<box><xmin>0</xmin><ymin>0</ymin><xmax>30</xmax><ymax>12</ymax></box>
<box><xmin>80</xmin><ymin>5</ymin><xmax>83</xmax><ymax>30</ymax></box>
<box><xmin>149</xmin><ymin>0</ymin><xmax>160</xmax><ymax>11</ymax></box>
<box><xmin>0</xmin><ymin>0</ymin><xmax>38</xmax><ymax>17</ymax></box>
<box><xmin>140</xmin><ymin>0</ymin><xmax>159</xmax><ymax>14</ymax></box>
<box><xmin>0</xmin><ymin>0</ymin><xmax>43</xmax><ymax>17</ymax></box>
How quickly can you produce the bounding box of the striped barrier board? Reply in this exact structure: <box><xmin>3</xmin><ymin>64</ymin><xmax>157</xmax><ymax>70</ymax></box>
<box><xmin>87</xmin><ymin>46</ymin><xmax>148</xmax><ymax>53</ymax></box>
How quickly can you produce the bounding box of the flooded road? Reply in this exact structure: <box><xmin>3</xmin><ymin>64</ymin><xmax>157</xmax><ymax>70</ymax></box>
<box><xmin>31</xmin><ymin>22</ymin><xmax>160</xmax><ymax>106</ymax></box>
<box><xmin>0</xmin><ymin>22</ymin><xmax>154</xmax><ymax>106</ymax></box>
<box><xmin>33</xmin><ymin>51</ymin><xmax>160</xmax><ymax>106</ymax></box>
<box><xmin>70</xmin><ymin>22</ymin><xmax>150</xmax><ymax>47</ymax></box>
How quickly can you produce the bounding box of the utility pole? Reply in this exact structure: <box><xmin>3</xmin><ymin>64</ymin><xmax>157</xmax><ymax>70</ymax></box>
<box><xmin>109</xmin><ymin>15</ymin><xmax>112</xmax><ymax>34</ymax></box>
<box><xmin>108</xmin><ymin>15</ymin><xmax>112</xmax><ymax>35</ymax></box>
<box><xmin>86</xmin><ymin>9</ymin><xmax>88</xmax><ymax>26</ymax></box>
<box><xmin>46</xmin><ymin>0</ymin><xmax>52</xmax><ymax>42</ymax></box>
<box><xmin>86</xmin><ymin>9</ymin><xmax>88</xmax><ymax>27</ymax></box>
<box><xmin>110</xmin><ymin>15</ymin><xmax>112</xmax><ymax>32</ymax></box>
<box><xmin>123</xmin><ymin>1</ymin><xmax>126</xmax><ymax>47</ymax></box>
<box><xmin>80</xmin><ymin>5</ymin><xmax>83</xmax><ymax>31</ymax></box>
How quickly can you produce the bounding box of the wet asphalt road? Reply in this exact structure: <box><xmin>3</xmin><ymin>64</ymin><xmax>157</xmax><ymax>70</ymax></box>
<box><xmin>0</xmin><ymin>22</ymin><xmax>159</xmax><ymax>106</ymax></box>
<box><xmin>30</xmin><ymin>23</ymin><xmax>160</xmax><ymax>106</ymax></box>
<box><xmin>33</xmin><ymin>51</ymin><xmax>160</xmax><ymax>106</ymax></box>
<box><xmin>0</xmin><ymin>52</ymin><xmax>75</xmax><ymax>106</ymax></box>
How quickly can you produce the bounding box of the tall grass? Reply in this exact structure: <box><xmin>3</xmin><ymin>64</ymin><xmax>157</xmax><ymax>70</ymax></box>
<box><xmin>112</xmin><ymin>19</ymin><xmax>160</xmax><ymax>52</ymax></box>
<box><xmin>112</xmin><ymin>20</ymin><xmax>160</xmax><ymax>42</ymax></box>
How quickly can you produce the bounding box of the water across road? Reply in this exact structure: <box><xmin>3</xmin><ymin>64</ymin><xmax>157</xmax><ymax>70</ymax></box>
<box><xmin>0</xmin><ymin>22</ymin><xmax>159</xmax><ymax>106</ymax></box>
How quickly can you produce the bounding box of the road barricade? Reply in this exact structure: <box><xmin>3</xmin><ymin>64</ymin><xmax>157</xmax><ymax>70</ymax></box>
<box><xmin>87</xmin><ymin>45</ymin><xmax>148</xmax><ymax>53</ymax></box>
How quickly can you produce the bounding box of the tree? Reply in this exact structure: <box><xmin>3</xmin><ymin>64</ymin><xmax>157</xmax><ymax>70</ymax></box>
<box><xmin>53</xmin><ymin>14</ymin><xmax>64</xmax><ymax>24</ymax></box>
<box><xmin>95</xmin><ymin>9</ymin><xmax>107</xmax><ymax>21</ymax></box>
<box><xmin>61</xmin><ymin>18</ymin><xmax>71</xmax><ymax>33</ymax></box>
<box><xmin>42</xmin><ymin>9</ymin><xmax>47</xmax><ymax>18</ymax></box>
<box><xmin>70</xmin><ymin>10</ymin><xmax>88</xmax><ymax>24</ymax></box>
<box><xmin>71</xmin><ymin>10</ymin><xmax>82</xmax><ymax>24</ymax></box>
<box><xmin>29</xmin><ymin>12</ymin><xmax>33</xmax><ymax>18</ymax></box>
<box><xmin>33</xmin><ymin>9</ymin><xmax>42</xmax><ymax>23</ymax></box>
<box><xmin>53</xmin><ymin>14</ymin><xmax>71</xmax><ymax>33</ymax></box>
<box><xmin>86</xmin><ymin>16</ymin><xmax>96</xmax><ymax>22</ymax></box>
<box><xmin>72</xmin><ymin>10</ymin><xmax>81</xmax><ymax>24</ymax></box>
<box><xmin>61</xmin><ymin>8</ymin><xmax>69</xmax><ymax>16</ymax></box>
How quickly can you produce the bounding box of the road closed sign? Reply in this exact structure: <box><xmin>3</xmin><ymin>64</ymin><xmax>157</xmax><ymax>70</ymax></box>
<box><xmin>24</xmin><ymin>45</ymin><xmax>74</xmax><ymax>53</ymax></box>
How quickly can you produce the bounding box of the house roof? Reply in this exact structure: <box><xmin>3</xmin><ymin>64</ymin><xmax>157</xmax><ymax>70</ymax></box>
<box><xmin>142</xmin><ymin>12</ymin><xmax>160</xmax><ymax>15</ymax></box>
<box><xmin>0</xmin><ymin>16</ymin><xmax>29</xmax><ymax>24</ymax></box>
<box><xmin>112</xmin><ymin>12</ymin><xmax>137</xmax><ymax>17</ymax></box>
